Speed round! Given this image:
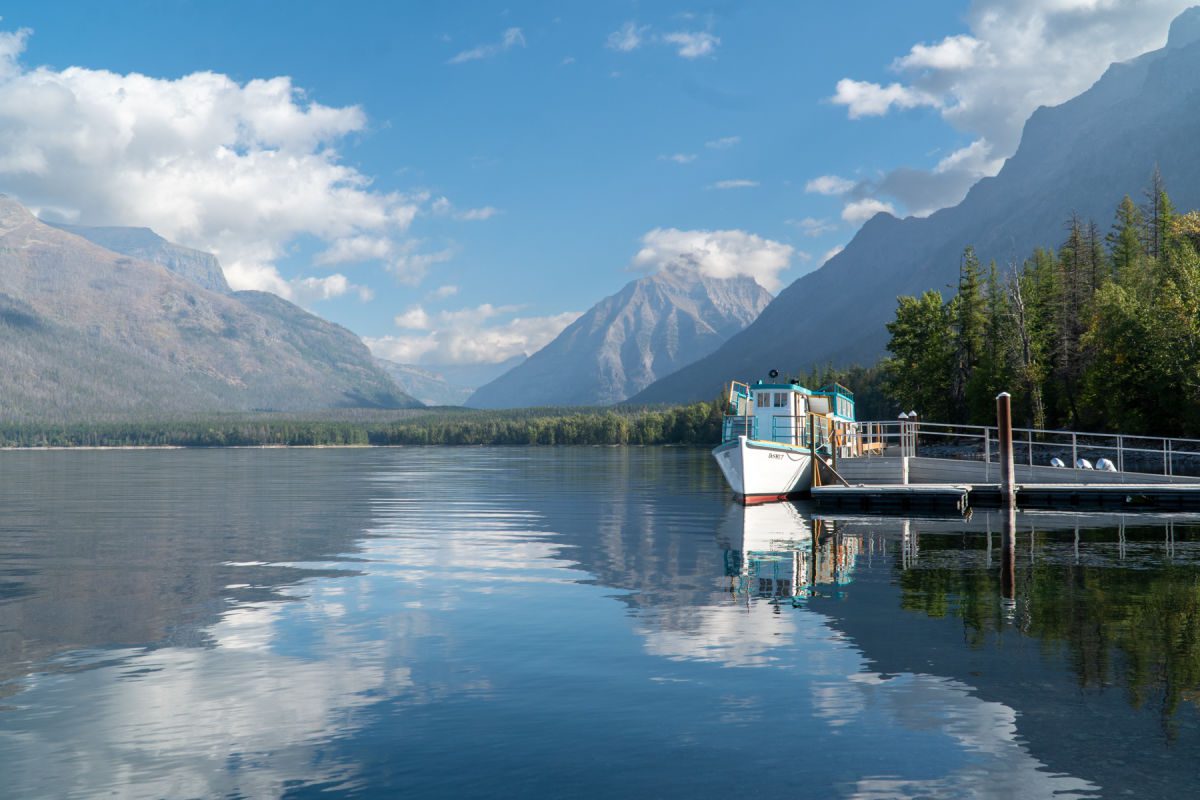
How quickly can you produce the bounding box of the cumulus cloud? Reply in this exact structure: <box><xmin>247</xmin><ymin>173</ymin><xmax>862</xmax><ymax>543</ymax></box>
<box><xmin>366</xmin><ymin>305</ymin><xmax>582</xmax><ymax>365</ymax></box>
<box><xmin>394</xmin><ymin>306</ymin><xmax>432</xmax><ymax>329</ymax></box>
<box><xmin>842</xmin><ymin>198</ymin><xmax>897</xmax><ymax>223</ymax></box>
<box><xmin>710</xmin><ymin>179</ymin><xmax>759</xmax><ymax>189</ymax></box>
<box><xmin>291</xmin><ymin>274</ymin><xmax>374</xmax><ymax>303</ymax></box>
<box><xmin>0</xmin><ymin>27</ymin><xmax>451</xmax><ymax>300</ymax></box>
<box><xmin>893</xmin><ymin>34</ymin><xmax>986</xmax><ymax>71</ymax></box>
<box><xmin>428</xmin><ymin>284</ymin><xmax>459</xmax><ymax>299</ymax></box>
<box><xmin>660</xmin><ymin>153</ymin><xmax>697</xmax><ymax>164</ymax></box>
<box><xmin>805</xmin><ymin>175</ymin><xmax>856</xmax><ymax>196</ymax></box>
<box><xmin>821</xmin><ymin>245</ymin><xmax>845</xmax><ymax>264</ymax></box>
<box><xmin>631</xmin><ymin>228</ymin><xmax>794</xmax><ymax>292</ymax></box>
<box><xmin>661</xmin><ymin>31</ymin><xmax>720</xmax><ymax>58</ymax></box>
<box><xmin>448</xmin><ymin>27</ymin><xmax>525</xmax><ymax>64</ymax></box>
<box><xmin>607</xmin><ymin>21</ymin><xmax>648</xmax><ymax>52</ymax></box>
<box><xmin>829</xmin><ymin>0</ymin><xmax>1195</xmax><ymax>215</ymax></box>
<box><xmin>832</xmin><ymin>79</ymin><xmax>941</xmax><ymax>118</ymax></box>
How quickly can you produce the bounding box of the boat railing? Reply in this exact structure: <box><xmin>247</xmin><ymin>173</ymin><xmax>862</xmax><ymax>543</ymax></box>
<box><xmin>851</xmin><ymin>419</ymin><xmax>1200</xmax><ymax>478</ymax></box>
<box><xmin>721</xmin><ymin>415</ymin><xmax>756</xmax><ymax>442</ymax></box>
<box><xmin>770</xmin><ymin>415</ymin><xmax>833</xmax><ymax>449</ymax></box>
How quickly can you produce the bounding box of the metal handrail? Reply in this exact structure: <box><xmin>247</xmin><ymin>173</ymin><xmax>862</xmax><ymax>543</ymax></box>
<box><xmin>853</xmin><ymin>418</ymin><xmax>1200</xmax><ymax>477</ymax></box>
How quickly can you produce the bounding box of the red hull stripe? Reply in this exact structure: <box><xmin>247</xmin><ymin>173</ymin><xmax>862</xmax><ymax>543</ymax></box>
<box><xmin>738</xmin><ymin>492</ymin><xmax>808</xmax><ymax>506</ymax></box>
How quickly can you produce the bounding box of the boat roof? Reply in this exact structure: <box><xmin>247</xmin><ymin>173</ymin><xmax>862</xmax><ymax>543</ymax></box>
<box><xmin>748</xmin><ymin>382</ymin><xmax>854</xmax><ymax>399</ymax></box>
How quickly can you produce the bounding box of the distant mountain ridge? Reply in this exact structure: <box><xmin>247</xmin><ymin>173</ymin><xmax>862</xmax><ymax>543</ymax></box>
<box><xmin>632</xmin><ymin>6</ymin><xmax>1200</xmax><ymax>403</ymax></box>
<box><xmin>375</xmin><ymin>359</ymin><xmax>477</xmax><ymax>407</ymax></box>
<box><xmin>0</xmin><ymin>196</ymin><xmax>419</xmax><ymax>420</ymax></box>
<box><xmin>48</xmin><ymin>222</ymin><xmax>233</xmax><ymax>294</ymax></box>
<box><xmin>467</xmin><ymin>266</ymin><xmax>773</xmax><ymax>408</ymax></box>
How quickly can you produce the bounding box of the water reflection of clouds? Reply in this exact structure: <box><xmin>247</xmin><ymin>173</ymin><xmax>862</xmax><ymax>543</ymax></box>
<box><xmin>3</xmin><ymin>599</ymin><xmax>399</xmax><ymax>798</ymax></box>
<box><xmin>1</xmin><ymin>489</ymin><xmax>567</xmax><ymax>799</ymax></box>
<box><xmin>845</xmin><ymin>672</ymin><xmax>1098</xmax><ymax>798</ymax></box>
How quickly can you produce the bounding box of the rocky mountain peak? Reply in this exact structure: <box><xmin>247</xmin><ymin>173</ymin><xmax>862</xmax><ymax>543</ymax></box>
<box><xmin>1168</xmin><ymin>5</ymin><xmax>1200</xmax><ymax>48</ymax></box>
<box><xmin>467</xmin><ymin>268</ymin><xmax>772</xmax><ymax>408</ymax></box>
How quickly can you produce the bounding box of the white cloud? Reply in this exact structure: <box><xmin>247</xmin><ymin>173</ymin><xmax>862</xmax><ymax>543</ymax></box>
<box><xmin>314</xmin><ymin>235</ymin><xmax>395</xmax><ymax>266</ymax></box>
<box><xmin>805</xmin><ymin>175</ymin><xmax>856</xmax><ymax>196</ymax></box>
<box><xmin>705</xmin><ymin>135</ymin><xmax>740</xmax><ymax>149</ymax></box>
<box><xmin>821</xmin><ymin>245</ymin><xmax>845</xmax><ymax>264</ymax></box>
<box><xmin>831</xmin><ymin>78</ymin><xmax>942</xmax><ymax>118</ymax></box>
<box><xmin>631</xmin><ymin>228</ymin><xmax>794</xmax><ymax>292</ymax></box>
<box><xmin>841</xmin><ymin>198</ymin><xmax>896</xmax><ymax>223</ymax></box>
<box><xmin>934</xmin><ymin>138</ymin><xmax>1003</xmax><ymax>176</ymax></box>
<box><xmin>894</xmin><ymin>34</ymin><xmax>987</xmax><ymax>71</ymax></box>
<box><xmin>710</xmin><ymin>179</ymin><xmax>759</xmax><ymax>189</ymax></box>
<box><xmin>561</xmin><ymin>56</ymin><xmax>576</xmax><ymax>65</ymax></box>
<box><xmin>428</xmin><ymin>284</ymin><xmax>459</xmax><ymax>299</ymax></box>
<box><xmin>366</xmin><ymin>305</ymin><xmax>582</xmax><ymax>365</ymax></box>
<box><xmin>662</xmin><ymin>31</ymin><xmax>720</xmax><ymax>58</ymax></box>
<box><xmin>830</xmin><ymin>1</ymin><xmax>1195</xmax><ymax>214</ymax></box>
<box><xmin>0</xmin><ymin>27</ymin><xmax>438</xmax><ymax>300</ymax></box>
<box><xmin>606</xmin><ymin>21</ymin><xmax>648</xmax><ymax>52</ymax></box>
<box><xmin>394</xmin><ymin>306</ymin><xmax>432</xmax><ymax>329</ymax></box>
<box><xmin>448</xmin><ymin>27</ymin><xmax>525</xmax><ymax>64</ymax></box>
<box><xmin>789</xmin><ymin>217</ymin><xmax>838</xmax><ymax>237</ymax></box>
<box><xmin>291</xmin><ymin>274</ymin><xmax>373</xmax><ymax>304</ymax></box>
<box><xmin>660</xmin><ymin>153</ymin><xmax>697</xmax><ymax>164</ymax></box>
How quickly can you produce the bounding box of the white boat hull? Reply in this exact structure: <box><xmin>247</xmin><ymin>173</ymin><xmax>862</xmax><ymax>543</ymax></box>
<box><xmin>712</xmin><ymin>435</ymin><xmax>814</xmax><ymax>504</ymax></box>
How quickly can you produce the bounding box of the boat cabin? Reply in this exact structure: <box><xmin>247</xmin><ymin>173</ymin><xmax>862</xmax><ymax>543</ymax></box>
<box><xmin>723</xmin><ymin>379</ymin><xmax>856</xmax><ymax>454</ymax></box>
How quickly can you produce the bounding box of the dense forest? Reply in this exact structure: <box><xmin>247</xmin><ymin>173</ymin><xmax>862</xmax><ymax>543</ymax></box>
<box><xmin>882</xmin><ymin>170</ymin><xmax>1200</xmax><ymax>437</ymax></box>
<box><xmin>0</xmin><ymin>402</ymin><xmax>727</xmax><ymax>448</ymax></box>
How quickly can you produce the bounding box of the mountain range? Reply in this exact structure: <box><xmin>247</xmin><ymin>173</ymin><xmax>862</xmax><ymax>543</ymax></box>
<box><xmin>467</xmin><ymin>266</ymin><xmax>773</xmax><ymax>408</ymax></box>
<box><xmin>632</xmin><ymin>6</ymin><xmax>1200</xmax><ymax>403</ymax></box>
<box><xmin>0</xmin><ymin>197</ymin><xmax>418</xmax><ymax>421</ymax></box>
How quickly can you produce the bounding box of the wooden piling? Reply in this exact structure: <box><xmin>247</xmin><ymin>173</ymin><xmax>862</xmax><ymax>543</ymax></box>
<box><xmin>997</xmin><ymin>392</ymin><xmax>1016</xmax><ymax>509</ymax></box>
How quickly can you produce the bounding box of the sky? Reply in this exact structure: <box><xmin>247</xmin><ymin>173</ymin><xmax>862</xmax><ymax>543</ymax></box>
<box><xmin>0</xmin><ymin>0</ymin><xmax>1193</xmax><ymax>369</ymax></box>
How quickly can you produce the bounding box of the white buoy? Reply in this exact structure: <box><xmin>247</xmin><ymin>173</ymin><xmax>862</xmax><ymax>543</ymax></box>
<box><xmin>1096</xmin><ymin>458</ymin><xmax>1117</xmax><ymax>472</ymax></box>
<box><xmin>1050</xmin><ymin>457</ymin><xmax>1065</xmax><ymax>468</ymax></box>
<box><xmin>1076</xmin><ymin>458</ymin><xmax>1094</xmax><ymax>470</ymax></box>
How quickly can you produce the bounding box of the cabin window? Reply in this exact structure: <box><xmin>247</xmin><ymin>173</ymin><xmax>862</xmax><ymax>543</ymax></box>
<box><xmin>773</xmin><ymin>393</ymin><xmax>788</xmax><ymax>408</ymax></box>
<box><xmin>756</xmin><ymin>392</ymin><xmax>768</xmax><ymax>408</ymax></box>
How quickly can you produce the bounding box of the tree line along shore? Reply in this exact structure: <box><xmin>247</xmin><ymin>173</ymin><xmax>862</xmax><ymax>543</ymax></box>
<box><xmin>0</xmin><ymin>403</ymin><xmax>730</xmax><ymax>448</ymax></box>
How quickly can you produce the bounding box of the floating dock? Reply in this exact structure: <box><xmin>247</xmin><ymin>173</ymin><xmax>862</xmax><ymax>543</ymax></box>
<box><xmin>812</xmin><ymin>481</ymin><xmax>1200</xmax><ymax>512</ymax></box>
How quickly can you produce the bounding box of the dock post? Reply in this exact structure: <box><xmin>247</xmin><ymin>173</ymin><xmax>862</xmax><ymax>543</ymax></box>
<box><xmin>997</xmin><ymin>392</ymin><xmax>1016</xmax><ymax>509</ymax></box>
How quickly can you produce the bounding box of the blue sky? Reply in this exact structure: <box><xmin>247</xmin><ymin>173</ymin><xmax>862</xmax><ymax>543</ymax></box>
<box><xmin>0</xmin><ymin>0</ymin><xmax>1192</xmax><ymax>367</ymax></box>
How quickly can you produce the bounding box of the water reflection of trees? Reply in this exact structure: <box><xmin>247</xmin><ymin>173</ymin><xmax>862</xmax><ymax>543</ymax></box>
<box><xmin>890</xmin><ymin>520</ymin><xmax>1200</xmax><ymax>732</ymax></box>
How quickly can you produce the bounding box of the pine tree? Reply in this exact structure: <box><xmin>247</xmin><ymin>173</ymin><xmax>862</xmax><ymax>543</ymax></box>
<box><xmin>949</xmin><ymin>246</ymin><xmax>987</xmax><ymax>420</ymax></box>
<box><xmin>1108</xmin><ymin>194</ymin><xmax>1145</xmax><ymax>286</ymax></box>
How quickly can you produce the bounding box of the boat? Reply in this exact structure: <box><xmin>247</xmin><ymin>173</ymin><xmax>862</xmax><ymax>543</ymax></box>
<box><xmin>712</xmin><ymin>375</ymin><xmax>856</xmax><ymax>504</ymax></box>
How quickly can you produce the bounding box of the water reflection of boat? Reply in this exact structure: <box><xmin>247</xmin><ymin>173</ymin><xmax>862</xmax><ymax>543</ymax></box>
<box><xmin>719</xmin><ymin>503</ymin><xmax>862</xmax><ymax>600</ymax></box>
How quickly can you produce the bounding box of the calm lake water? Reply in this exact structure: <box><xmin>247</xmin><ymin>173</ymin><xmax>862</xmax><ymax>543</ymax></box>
<box><xmin>2</xmin><ymin>447</ymin><xmax>1200</xmax><ymax>798</ymax></box>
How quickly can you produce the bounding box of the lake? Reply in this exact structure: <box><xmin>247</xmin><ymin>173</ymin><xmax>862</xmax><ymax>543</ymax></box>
<box><xmin>1</xmin><ymin>447</ymin><xmax>1199</xmax><ymax>798</ymax></box>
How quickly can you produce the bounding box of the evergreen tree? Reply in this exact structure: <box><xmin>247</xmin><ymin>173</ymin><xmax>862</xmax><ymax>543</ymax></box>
<box><xmin>1108</xmin><ymin>195</ymin><xmax>1145</xmax><ymax>285</ymax></box>
<box><xmin>884</xmin><ymin>290</ymin><xmax>955</xmax><ymax>421</ymax></box>
<box><xmin>949</xmin><ymin>246</ymin><xmax>987</xmax><ymax>420</ymax></box>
